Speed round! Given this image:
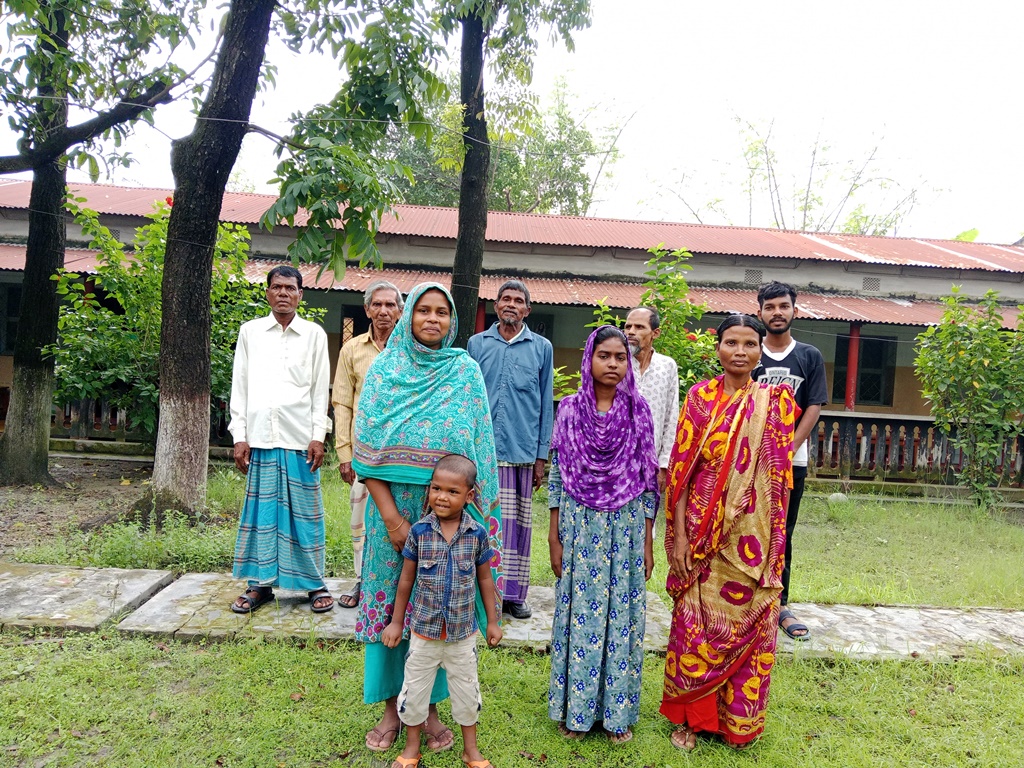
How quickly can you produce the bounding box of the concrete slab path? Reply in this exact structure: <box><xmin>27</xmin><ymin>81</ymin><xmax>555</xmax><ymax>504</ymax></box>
<box><xmin>0</xmin><ymin>562</ymin><xmax>173</xmax><ymax>632</ymax></box>
<box><xmin>3</xmin><ymin>562</ymin><xmax>1024</xmax><ymax>661</ymax></box>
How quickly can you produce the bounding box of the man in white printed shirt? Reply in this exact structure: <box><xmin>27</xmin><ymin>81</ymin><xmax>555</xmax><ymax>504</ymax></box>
<box><xmin>228</xmin><ymin>265</ymin><xmax>334</xmax><ymax>614</ymax></box>
<box><xmin>624</xmin><ymin>307</ymin><xmax>680</xmax><ymax>493</ymax></box>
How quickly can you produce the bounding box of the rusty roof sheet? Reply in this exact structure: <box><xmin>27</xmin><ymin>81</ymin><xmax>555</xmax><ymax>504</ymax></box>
<box><xmin>3</xmin><ymin>245</ymin><xmax>1017</xmax><ymax>327</ymax></box>
<box><xmin>3</xmin><ymin>180</ymin><xmax>1024</xmax><ymax>272</ymax></box>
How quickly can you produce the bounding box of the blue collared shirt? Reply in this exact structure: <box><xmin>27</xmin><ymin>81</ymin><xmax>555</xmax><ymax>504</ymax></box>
<box><xmin>467</xmin><ymin>323</ymin><xmax>554</xmax><ymax>464</ymax></box>
<box><xmin>403</xmin><ymin>511</ymin><xmax>494</xmax><ymax>642</ymax></box>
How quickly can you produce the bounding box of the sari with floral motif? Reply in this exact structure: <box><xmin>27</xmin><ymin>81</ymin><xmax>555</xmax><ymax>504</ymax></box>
<box><xmin>660</xmin><ymin>375</ymin><xmax>796</xmax><ymax>745</ymax></box>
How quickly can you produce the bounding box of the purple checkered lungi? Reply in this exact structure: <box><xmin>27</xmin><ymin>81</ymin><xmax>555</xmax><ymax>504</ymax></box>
<box><xmin>498</xmin><ymin>464</ymin><xmax>534</xmax><ymax>604</ymax></box>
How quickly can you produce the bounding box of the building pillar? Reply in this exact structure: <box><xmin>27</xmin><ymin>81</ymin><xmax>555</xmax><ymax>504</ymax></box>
<box><xmin>844</xmin><ymin>322</ymin><xmax>862</xmax><ymax>411</ymax></box>
<box><xmin>475</xmin><ymin>299</ymin><xmax>486</xmax><ymax>333</ymax></box>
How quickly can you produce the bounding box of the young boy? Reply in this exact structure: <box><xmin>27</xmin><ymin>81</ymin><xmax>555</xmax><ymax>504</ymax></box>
<box><xmin>382</xmin><ymin>453</ymin><xmax>502</xmax><ymax>768</ymax></box>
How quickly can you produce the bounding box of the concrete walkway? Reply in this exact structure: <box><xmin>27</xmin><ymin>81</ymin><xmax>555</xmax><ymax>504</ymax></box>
<box><xmin>3</xmin><ymin>561</ymin><xmax>1023</xmax><ymax>660</ymax></box>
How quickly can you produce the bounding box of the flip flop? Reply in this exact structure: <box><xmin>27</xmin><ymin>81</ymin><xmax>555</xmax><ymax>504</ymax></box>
<box><xmin>670</xmin><ymin>726</ymin><xmax>696</xmax><ymax>752</ymax></box>
<box><xmin>557</xmin><ymin>722</ymin><xmax>584</xmax><ymax>739</ymax></box>
<box><xmin>231</xmin><ymin>587</ymin><xmax>274</xmax><ymax>614</ymax></box>
<box><xmin>424</xmin><ymin>724</ymin><xmax>454</xmax><ymax>753</ymax></box>
<box><xmin>338</xmin><ymin>579</ymin><xmax>361</xmax><ymax>609</ymax></box>
<box><xmin>779</xmin><ymin>607</ymin><xmax>810</xmax><ymax>640</ymax></box>
<box><xmin>462</xmin><ymin>757</ymin><xmax>495</xmax><ymax>768</ymax></box>
<box><xmin>366</xmin><ymin>724</ymin><xmax>402</xmax><ymax>753</ymax></box>
<box><xmin>607</xmin><ymin>728</ymin><xmax>633</xmax><ymax>744</ymax></box>
<box><xmin>308</xmin><ymin>589</ymin><xmax>335</xmax><ymax>613</ymax></box>
<box><xmin>390</xmin><ymin>755</ymin><xmax>421</xmax><ymax>768</ymax></box>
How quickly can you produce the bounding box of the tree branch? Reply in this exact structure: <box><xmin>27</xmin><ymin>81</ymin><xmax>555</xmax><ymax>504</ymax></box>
<box><xmin>0</xmin><ymin>80</ymin><xmax>172</xmax><ymax>174</ymax></box>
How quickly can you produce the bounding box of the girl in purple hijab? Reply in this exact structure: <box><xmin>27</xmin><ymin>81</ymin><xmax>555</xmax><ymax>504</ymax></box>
<box><xmin>547</xmin><ymin>325</ymin><xmax>659</xmax><ymax>744</ymax></box>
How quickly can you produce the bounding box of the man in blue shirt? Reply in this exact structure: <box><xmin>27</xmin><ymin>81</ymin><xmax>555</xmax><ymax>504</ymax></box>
<box><xmin>468</xmin><ymin>280</ymin><xmax>554</xmax><ymax>620</ymax></box>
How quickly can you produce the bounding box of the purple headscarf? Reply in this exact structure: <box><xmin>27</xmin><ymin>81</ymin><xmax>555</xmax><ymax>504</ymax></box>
<box><xmin>550</xmin><ymin>325</ymin><xmax>659</xmax><ymax>512</ymax></box>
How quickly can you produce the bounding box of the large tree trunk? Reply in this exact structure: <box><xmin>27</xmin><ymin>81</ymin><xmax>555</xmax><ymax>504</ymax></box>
<box><xmin>0</xmin><ymin>5</ymin><xmax>70</xmax><ymax>486</ymax></box>
<box><xmin>142</xmin><ymin>0</ymin><xmax>275</xmax><ymax>515</ymax></box>
<box><xmin>0</xmin><ymin>161</ymin><xmax>67</xmax><ymax>485</ymax></box>
<box><xmin>450</xmin><ymin>13</ymin><xmax>489</xmax><ymax>349</ymax></box>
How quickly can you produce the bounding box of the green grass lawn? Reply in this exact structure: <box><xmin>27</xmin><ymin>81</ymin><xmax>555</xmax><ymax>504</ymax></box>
<box><xmin>1</xmin><ymin>633</ymin><xmax>1021</xmax><ymax>768</ymax></box>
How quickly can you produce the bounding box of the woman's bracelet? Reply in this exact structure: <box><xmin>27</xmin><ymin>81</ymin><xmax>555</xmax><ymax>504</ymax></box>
<box><xmin>385</xmin><ymin>518</ymin><xmax>406</xmax><ymax>533</ymax></box>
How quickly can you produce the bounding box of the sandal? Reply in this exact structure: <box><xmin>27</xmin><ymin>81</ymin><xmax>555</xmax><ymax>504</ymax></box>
<box><xmin>338</xmin><ymin>579</ymin><xmax>361</xmax><ymax>609</ymax></box>
<box><xmin>390</xmin><ymin>755</ymin><xmax>421</xmax><ymax>768</ymax></box>
<box><xmin>670</xmin><ymin>726</ymin><xmax>696</xmax><ymax>752</ymax></box>
<box><xmin>462</xmin><ymin>757</ymin><xmax>495</xmax><ymax>768</ymax></box>
<box><xmin>424</xmin><ymin>724</ymin><xmax>454</xmax><ymax>753</ymax></box>
<box><xmin>779</xmin><ymin>607</ymin><xmax>810</xmax><ymax>640</ymax></box>
<box><xmin>607</xmin><ymin>728</ymin><xmax>633</xmax><ymax>744</ymax></box>
<box><xmin>557</xmin><ymin>722</ymin><xmax>584</xmax><ymax>739</ymax></box>
<box><xmin>231</xmin><ymin>586</ymin><xmax>274</xmax><ymax>614</ymax></box>
<box><xmin>366</xmin><ymin>724</ymin><xmax>402</xmax><ymax>752</ymax></box>
<box><xmin>309</xmin><ymin>589</ymin><xmax>335</xmax><ymax>613</ymax></box>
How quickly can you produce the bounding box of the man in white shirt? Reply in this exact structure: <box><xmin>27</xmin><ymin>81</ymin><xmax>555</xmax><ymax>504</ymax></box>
<box><xmin>228</xmin><ymin>265</ymin><xmax>333</xmax><ymax>614</ymax></box>
<box><xmin>624</xmin><ymin>307</ymin><xmax>680</xmax><ymax>493</ymax></box>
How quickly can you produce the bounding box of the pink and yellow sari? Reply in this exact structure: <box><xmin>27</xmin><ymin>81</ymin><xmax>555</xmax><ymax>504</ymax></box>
<box><xmin>660</xmin><ymin>376</ymin><xmax>796</xmax><ymax>745</ymax></box>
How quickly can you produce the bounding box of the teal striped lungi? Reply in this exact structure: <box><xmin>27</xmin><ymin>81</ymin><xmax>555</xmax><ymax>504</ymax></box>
<box><xmin>232</xmin><ymin>447</ymin><xmax>326</xmax><ymax>592</ymax></box>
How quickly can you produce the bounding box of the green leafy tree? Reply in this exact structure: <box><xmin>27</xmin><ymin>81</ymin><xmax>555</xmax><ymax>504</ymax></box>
<box><xmin>382</xmin><ymin>77</ymin><xmax>615</xmax><ymax>216</ymax></box>
<box><xmin>48</xmin><ymin>200</ymin><xmax>318</xmax><ymax>437</ymax></box>
<box><xmin>589</xmin><ymin>247</ymin><xmax>719</xmax><ymax>396</ymax></box>
<box><xmin>0</xmin><ymin>0</ymin><xmax>203</xmax><ymax>485</ymax></box>
<box><xmin>914</xmin><ymin>288</ymin><xmax>1024</xmax><ymax>504</ymax></box>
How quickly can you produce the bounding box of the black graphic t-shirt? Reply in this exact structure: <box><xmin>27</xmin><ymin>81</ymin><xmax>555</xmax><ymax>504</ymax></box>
<box><xmin>752</xmin><ymin>339</ymin><xmax>828</xmax><ymax>467</ymax></box>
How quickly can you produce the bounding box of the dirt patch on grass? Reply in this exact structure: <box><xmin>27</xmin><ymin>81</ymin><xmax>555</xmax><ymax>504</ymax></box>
<box><xmin>0</xmin><ymin>457</ymin><xmax>154</xmax><ymax>556</ymax></box>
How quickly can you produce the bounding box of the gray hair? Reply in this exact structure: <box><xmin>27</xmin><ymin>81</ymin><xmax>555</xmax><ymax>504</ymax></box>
<box><xmin>363</xmin><ymin>280</ymin><xmax>404</xmax><ymax>309</ymax></box>
<box><xmin>496</xmin><ymin>279</ymin><xmax>531</xmax><ymax>307</ymax></box>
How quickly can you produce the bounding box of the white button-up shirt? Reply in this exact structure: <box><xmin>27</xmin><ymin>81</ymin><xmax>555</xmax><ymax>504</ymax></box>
<box><xmin>632</xmin><ymin>351</ymin><xmax>680</xmax><ymax>469</ymax></box>
<box><xmin>228</xmin><ymin>314</ymin><xmax>330</xmax><ymax>450</ymax></box>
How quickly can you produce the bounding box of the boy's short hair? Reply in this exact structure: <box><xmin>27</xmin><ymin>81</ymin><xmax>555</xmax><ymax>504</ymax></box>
<box><xmin>433</xmin><ymin>453</ymin><xmax>477</xmax><ymax>488</ymax></box>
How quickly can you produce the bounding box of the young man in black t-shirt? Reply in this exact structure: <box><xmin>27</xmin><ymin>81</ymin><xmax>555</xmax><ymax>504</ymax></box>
<box><xmin>753</xmin><ymin>282</ymin><xmax>829</xmax><ymax>641</ymax></box>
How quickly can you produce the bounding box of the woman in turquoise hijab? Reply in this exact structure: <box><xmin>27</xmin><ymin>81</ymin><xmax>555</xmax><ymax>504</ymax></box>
<box><xmin>353</xmin><ymin>282</ymin><xmax>503</xmax><ymax>755</ymax></box>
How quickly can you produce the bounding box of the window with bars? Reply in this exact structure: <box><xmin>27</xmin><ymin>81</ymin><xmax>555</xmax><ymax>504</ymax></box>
<box><xmin>832</xmin><ymin>334</ymin><xmax>897</xmax><ymax>406</ymax></box>
<box><xmin>744</xmin><ymin>268</ymin><xmax>763</xmax><ymax>285</ymax></box>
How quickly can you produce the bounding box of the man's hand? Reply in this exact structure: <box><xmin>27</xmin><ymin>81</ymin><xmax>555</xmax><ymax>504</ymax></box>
<box><xmin>306</xmin><ymin>440</ymin><xmax>325</xmax><ymax>471</ymax></box>
<box><xmin>339</xmin><ymin>461</ymin><xmax>356</xmax><ymax>485</ymax></box>
<box><xmin>533</xmin><ymin>458</ymin><xmax>547</xmax><ymax>490</ymax></box>
<box><xmin>658</xmin><ymin>468</ymin><xmax>667</xmax><ymax>494</ymax></box>
<box><xmin>233</xmin><ymin>442</ymin><xmax>250</xmax><ymax>474</ymax></box>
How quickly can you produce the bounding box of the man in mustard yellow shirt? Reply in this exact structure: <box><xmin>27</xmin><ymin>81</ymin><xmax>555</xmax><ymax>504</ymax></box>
<box><xmin>332</xmin><ymin>280</ymin><xmax>403</xmax><ymax>608</ymax></box>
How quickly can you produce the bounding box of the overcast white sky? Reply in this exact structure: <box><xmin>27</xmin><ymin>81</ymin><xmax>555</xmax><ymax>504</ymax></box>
<box><xmin>13</xmin><ymin>0</ymin><xmax>1024</xmax><ymax>243</ymax></box>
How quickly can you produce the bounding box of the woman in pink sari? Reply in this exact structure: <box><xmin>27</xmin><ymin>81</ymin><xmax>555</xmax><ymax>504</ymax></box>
<box><xmin>661</xmin><ymin>314</ymin><xmax>797</xmax><ymax>751</ymax></box>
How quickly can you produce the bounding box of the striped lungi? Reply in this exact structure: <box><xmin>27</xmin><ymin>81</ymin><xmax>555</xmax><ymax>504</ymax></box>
<box><xmin>498</xmin><ymin>464</ymin><xmax>535</xmax><ymax>604</ymax></box>
<box><xmin>232</xmin><ymin>447</ymin><xmax>326</xmax><ymax>592</ymax></box>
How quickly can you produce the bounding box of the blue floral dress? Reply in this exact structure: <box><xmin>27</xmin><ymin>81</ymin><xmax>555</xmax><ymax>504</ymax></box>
<box><xmin>547</xmin><ymin>450</ymin><xmax>655</xmax><ymax>735</ymax></box>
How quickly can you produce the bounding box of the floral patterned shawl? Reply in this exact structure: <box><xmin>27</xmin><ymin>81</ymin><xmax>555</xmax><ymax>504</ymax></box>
<box><xmin>353</xmin><ymin>282</ymin><xmax>504</xmax><ymax>614</ymax></box>
<box><xmin>660</xmin><ymin>376</ymin><xmax>796</xmax><ymax>745</ymax></box>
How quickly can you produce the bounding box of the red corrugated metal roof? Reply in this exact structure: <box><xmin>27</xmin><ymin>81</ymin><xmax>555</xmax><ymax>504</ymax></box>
<box><xmin>2</xmin><ymin>245</ymin><xmax>1017</xmax><ymax>327</ymax></box>
<box><xmin>3</xmin><ymin>180</ymin><xmax>1023</xmax><ymax>272</ymax></box>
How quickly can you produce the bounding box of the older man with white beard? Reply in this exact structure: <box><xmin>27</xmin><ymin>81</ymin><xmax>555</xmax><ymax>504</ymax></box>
<box><xmin>624</xmin><ymin>307</ymin><xmax>679</xmax><ymax>494</ymax></box>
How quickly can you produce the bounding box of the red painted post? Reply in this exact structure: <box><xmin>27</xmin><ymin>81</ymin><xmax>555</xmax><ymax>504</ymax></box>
<box><xmin>475</xmin><ymin>299</ymin><xmax>486</xmax><ymax>333</ymax></box>
<box><xmin>844</xmin><ymin>322</ymin><xmax>861</xmax><ymax>411</ymax></box>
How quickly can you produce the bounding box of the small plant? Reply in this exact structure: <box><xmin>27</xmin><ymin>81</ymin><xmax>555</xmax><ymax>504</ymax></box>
<box><xmin>914</xmin><ymin>287</ymin><xmax>1024</xmax><ymax>504</ymax></box>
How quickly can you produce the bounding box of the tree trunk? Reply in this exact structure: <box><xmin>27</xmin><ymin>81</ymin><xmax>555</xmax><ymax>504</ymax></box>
<box><xmin>142</xmin><ymin>0</ymin><xmax>275</xmax><ymax>516</ymax></box>
<box><xmin>0</xmin><ymin>5</ymin><xmax>70</xmax><ymax>486</ymax></box>
<box><xmin>450</xmin><ymin>13</ymin><xmax>489</xmax><ymax>349</ymax></box>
